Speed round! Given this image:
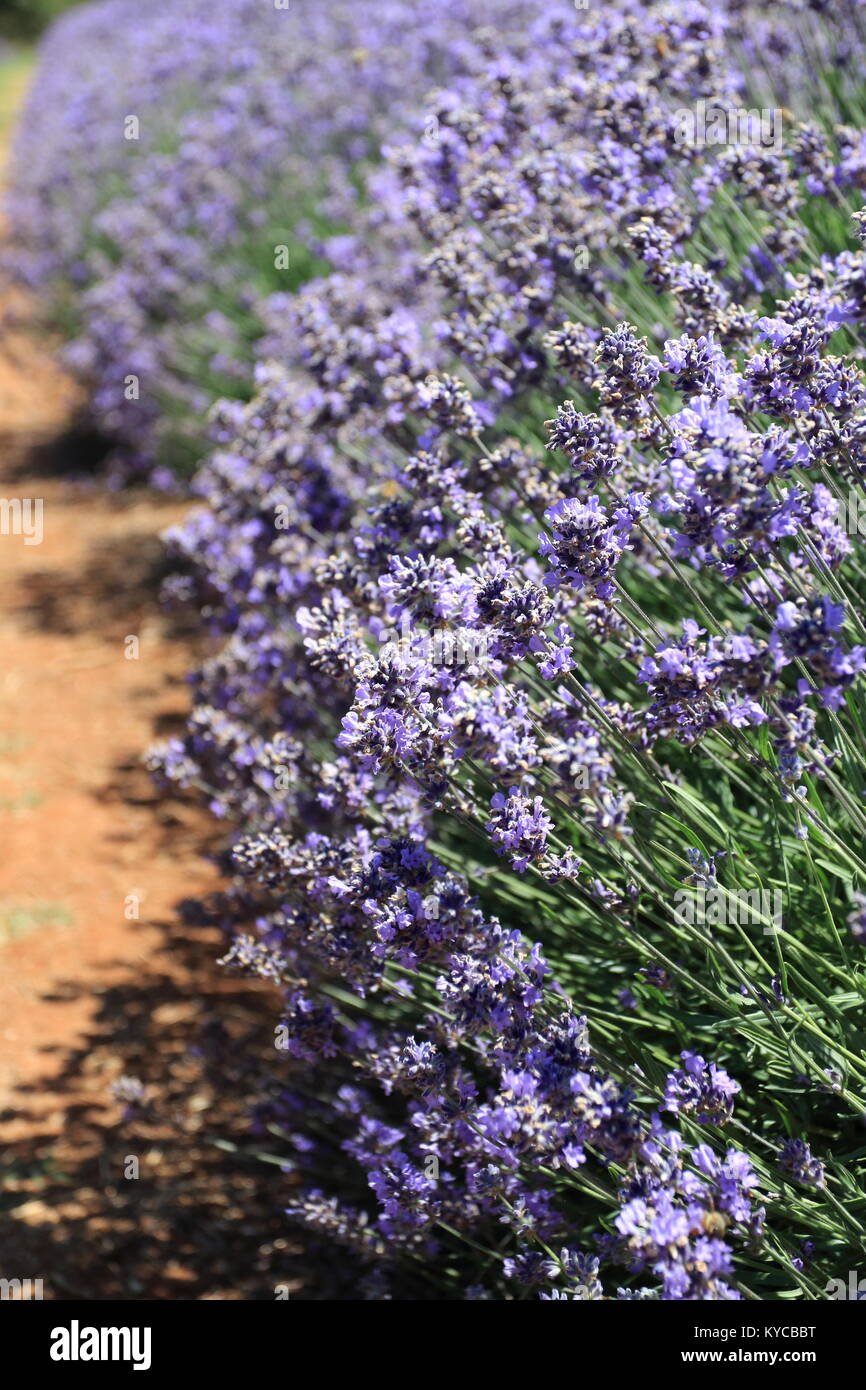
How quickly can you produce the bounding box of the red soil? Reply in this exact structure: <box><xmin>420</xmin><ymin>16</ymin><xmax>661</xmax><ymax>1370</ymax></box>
<box><xmin>0</xmin><ymin>213</ymin><xmax>304</xmax><ymax>1303</ymax></box>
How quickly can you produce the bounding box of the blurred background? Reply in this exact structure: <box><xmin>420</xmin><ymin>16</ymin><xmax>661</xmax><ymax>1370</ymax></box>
<box><xmin>0</xmin><ymin>0</ymin><xmax>309</xmax><ymax>1300</ymax></box>
<box><xmin>0</xmin><ymin>1</ymin><xmax>81</xmax><ymax>154</ymax></box>
<box><xmin>0</xmin><ymin>1</ymin><xmax>83</xmax><ymax>41</ymax></box>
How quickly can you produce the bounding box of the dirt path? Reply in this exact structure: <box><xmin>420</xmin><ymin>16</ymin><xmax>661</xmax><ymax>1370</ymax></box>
<box><xmin>0</xmin><ymin>379</ymin><xmax>219</xmax><ymax>1127</ymax></box>
<box><xmin>0</xmin><ymin>109</ymin><xmax>221</xmax><ymax>1137</ymax></box>
<box><xmin>0</xmin><ymin>67</ymin><xmax>306</xmax><ymax>1300</ymax></box>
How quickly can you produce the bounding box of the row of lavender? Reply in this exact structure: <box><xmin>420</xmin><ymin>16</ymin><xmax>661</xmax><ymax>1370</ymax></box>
<box><xmin>160</xmin><ymin>0</ymin><xmax>866</xmax><ymax>1297</ymax></box>
<box><xmin>18</xmin><ymin>0</ymin><xmax>866</xmax><ymax>1297</ymax></box>
<box><xmin>4</xmin><ymin>0</ymin><xmax>530</xmax><ymax>481</ymax></box>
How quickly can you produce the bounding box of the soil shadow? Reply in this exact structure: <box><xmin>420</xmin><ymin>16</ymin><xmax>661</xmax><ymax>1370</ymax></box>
<box><xmin>0</xmin><ymin>254</ymin><xmax>317</xmax><ymax>1305</ymax></box>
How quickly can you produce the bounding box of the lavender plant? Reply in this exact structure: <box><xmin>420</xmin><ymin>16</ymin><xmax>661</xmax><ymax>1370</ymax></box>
<box><xmin>24</xmin><ymin>0</ymin><xmax>866</xmax><ymax>1298</ymax></box>
<box><xmin>4</xmin><ymin>0</ymin><xmax>531</xmax><ymax>481</ymax></box>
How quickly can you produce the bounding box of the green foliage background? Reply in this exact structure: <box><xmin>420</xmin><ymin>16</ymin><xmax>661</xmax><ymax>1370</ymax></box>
<box><xmin>0</xmin><ymin>0</ymin><xmax>84</xmax><ymax>41</ymax></box>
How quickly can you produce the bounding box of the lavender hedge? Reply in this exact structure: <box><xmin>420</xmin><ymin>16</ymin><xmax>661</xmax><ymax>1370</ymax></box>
<box><xmin>4</xmin><ymin>0</ymin><xmax>529</xmax><ymax>481</ymax></box>
<box><xmin>20</xmin><ymin>0</ymin><xmax>866</xmax><ymax>1297</ymax></box>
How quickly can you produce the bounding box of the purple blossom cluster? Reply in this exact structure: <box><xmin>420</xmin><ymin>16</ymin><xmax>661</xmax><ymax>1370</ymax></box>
<box><xmin>26</xmin><ymin>0</ymin><xmax>866</xmax><ymax>1298</ymax></box>
<box><xmin>4</xmin><ymin>0</ymin><xmax>534</xmax><ymax>480</ymax></box>
<box><xmin>146</xmin><ymin>0</ymin><xmax>866</xmax><ymax>1296</ymax></box>
<box><xmin>663</xmin><ymin>1052</ymin><xmax>741</xmax><ymax>1125</ymax></box>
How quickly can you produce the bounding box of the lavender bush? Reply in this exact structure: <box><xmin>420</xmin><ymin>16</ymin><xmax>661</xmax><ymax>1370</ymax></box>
<box><xmin>4</xmin><ymin>0</ymin><xmax>530</xmax><ymax>481</ymax></box>
<box><xmin>19</xmin><ymin>0</ymin><xmax>866</xmax><ymax>1297</ymax></box>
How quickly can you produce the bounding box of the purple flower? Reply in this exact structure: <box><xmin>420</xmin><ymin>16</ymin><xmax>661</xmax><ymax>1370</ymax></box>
<box><xmin>847</xmin><ymin>893</ymin><xmax>866</xmax><ymax>943</ymax></box>
<box><xmin>487</xmin><ymin>786</ymin><xmax>554</xmax><ymax>872</ymax></box>
<box><xmin>664</xmin><ymin>1051</ymin><xmax>741</xmax><ymax>1125</ymax></box>
<box><xmin>777</xmin><ymin>1138</ymin><xmax>826</xmax><ymax>1189</ymax></box>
